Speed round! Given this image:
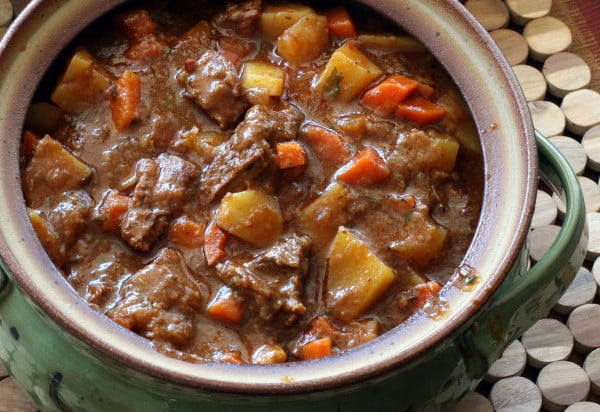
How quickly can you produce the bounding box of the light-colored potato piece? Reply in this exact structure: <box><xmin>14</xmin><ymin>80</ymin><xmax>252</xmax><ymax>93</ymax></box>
<box><xmin>314</xmin><ymin>42</ymin><xmax>383</xmax><ymax>101</ymax></box>
<box><xmin>28</xmin><ymin>208</ymin><xmax>64</xmax><ymax>265</ymax></box>
<box><xmin>216</xmin><ymin>190</ymin><xmax>283</xmax><ymax>248</ymax></box>
<box><xmin>437</xmin><ymin>87</ymin><xmax>482</xmax><ymax>154</ymax></box>
<box><xmin>24</xmin><ymin>103</ymin><xmax>63</xmax><ymax>135</ymax></box>
<box><xmin>358</xmin><ymin>34</ymin><xmax>427</xmax><ymax>53</ymax></box>
<box><xmin>390</xmin><ymin>213</ymin><xmax>447</xmax><ymax>265</ymax></box>
<box><xmin>277</xmin><ymin>13</ymin><xmax>329</xmax><ymax>65</ymax></box>
<box><xmin>242</xmin><ymin>62</ymin><xmax>285</xmax><ymax>97</ymax></box>
<box><xmin>327</xmin><ymin>228</ymin><xmax>395</xmax><ymax>321</ymax></box>
<box><xmin>427</xmin><ymin>137</ymin><xmax>460</xmax><ymax>171</ymax></box>
<box><xmin>260</xmin><ymin>4</ymin><xmax>314</xmax><ymax>40</ymax></box>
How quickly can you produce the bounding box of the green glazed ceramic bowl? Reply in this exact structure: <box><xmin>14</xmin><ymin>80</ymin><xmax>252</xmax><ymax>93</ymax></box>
<box><xmin>0</xmin><ymin>0</ymin><xmax>587</xmax><ymax>411</ymax></box>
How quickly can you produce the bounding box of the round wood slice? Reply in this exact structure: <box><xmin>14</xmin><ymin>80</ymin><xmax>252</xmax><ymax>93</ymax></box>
<box><xmin>513</xmin><ymin>64</ymin><xmax>547</xmax><ymax>102</ymax></box>
<box><xmin>0</xmin><ymin>378</ymin><xmax>37</xmax><ymax>412</ymax></box>
<box><xmin>485</xmin><ymin>340</ymin><xmax>527</xmax><ymax>382</ymax></box>
<box><xmin>565</xmin><ymin>402</ymin><xmax>600</xmax><ymax>412</ymax></box>
<box><xmin>0</xmin><ymin>26</ymin><xmax>7</xmax><ymax>40</ymax></box>
<box><xmin>489</xmin><ymin>29</ymin><xmax>529</xmax><ymax>65</ymax></box>
<box><xmin>505</xmin><ymin>0</ymin><xmax>552</xmax><ymax>26</ymax></box>
<box><xmin>568</xmin><ymin>304</ymin><xmax>600</xmax><ymax>354</ymax></box>
<box><xmin>543</xmin><ymin>52</ymin><xmax>592</xmax><ymax>98</ymax></box>
<box><xmin>554</xmin><ymin>267</ymin><xmax>597</xmax><ymax>314</ymax></box>
<box><xmin>465</xmin><ymin>0</ymin><xmax>510</xmax><ymax>31</ymax></box>
<box><xmin>532</xmin><ymin>189</ymin><xmax>557</xmax><ymax>228</ymax></box>
<box><xmin>490</xmin><ymin>376</ymin><xmax>542</xmax><ymax>412</ymax></box>
<box><xmin>582</xmin><ymin>126</ymin><xmax>600</xmax><ymax>172</ymax></box>
<box><xmin>593</xmin><ymin>258</ymin><xmax>600</xmax><ymax>297</ymax></box>
<box><xmin>524</xmin><ymin>16</ymin><xmax>573</xmax><ymax>62</ymax></box>
<box><xmin>584</xmin><ymin>348</ymin><xmax>600</xmax><ymax>396</ymax></box>
<box><xmin>522</xmin><ymin>318</ymin><xmax>574</xmax><ymax>368</ymax></box>
<box><xmin>585</xmin><ymin>213</ymin><xmax>600</xmax><ymax>261</ymax></box>
<box><xmin>529</xmin><ymin>101</ymin><xmax>566</xmax><ymax>137</ymax></box>
<box><xmin>454</xmin><ymin>391</ymin><xmax>494</xmax><ymax>412</ymax></box>
<box><xmin>528</xmin><ymin>225</ymin><xmax>562</xmax><ymax>263</ymax></box>
<box><xmin>553</xmin><ymin>177</ymin><xmax>600</xmax><ymax>218</ymax></box>
<box><xmin>548</xmin><ymin>136</ymin><xmax>587</xmax><ymax>175</ymax></box>
<box><xmin>0</xmin><ymin>0</ymin><xmax>13</xmax><ymax>27</ymax></box>
<box><xmin>561</xmin><ymin>89</ymin><xmax>600</xmax><ymax>136</ymax></box>
<box><xmin>537</xmin><ymin>361</ymin><xmax>591</xmax><ymax>412</ymax></box>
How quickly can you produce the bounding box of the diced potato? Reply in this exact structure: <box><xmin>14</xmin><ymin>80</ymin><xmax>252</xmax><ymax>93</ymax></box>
<box><xmin>326</xmin><ymin>228</ymin><xmax>395</xmax><ymax>321</ymax></box>
<box><xmin>216</xmin><ymin>190</ymin><xmax>283</xmax><ymax>248</ymax></box>
<box><xmin>28</xmin><ymin>208</ymin><xmax>65</xmax><ymax>265</ymax></box>
<box><xmin>51</xmin><ymin>50</ymin><xmax>112</xmax><ymax>113</ymax></box>
<box><xmin>24</xmin><ymin>103</ymin><xmax>63</xmax><ymax>135</ymax></box>
<box><xmin>299</xmin><ymin>183</ymin><xmax>351</xmax><ymax>249</ymax></box>
<box><xmin>358</xmin><ymin>34</ymin><xmax>427</xmax><ymax>53</ymax></box>
<box><xmin>277</xmin><ymin>13</ymin><xmax>329</xmax><ymax>65</ymax></box>
<box><xmin>314</xmin><ymin>42</ymin><xmax>383</xmax><ymax>101</ymax></box>
<box><xmin>427</xmin><ymin>137</ymin><xmax>460</xmax><ymax>171</ymax></box>
<box><xmin>437</xmin><ymin>86</ymin><xmax>482</xmax><ymax>154</ymax></box>
<box><xmin>260</xmin><ymin>4</ymin><xmax>314</xmax><ymax>40</ymax></box>
<box><xmin>242</xmin><ymin>62</ymin><xmax>285</xmax><ymax>98</ymax></box>
<box><xmin>390</xmin><ymin>213</ymin><xmax>448</xmax><ymax>265</ymax></box>
<box><xmin>252</xmin><ymin>344</ymin><xmax>287</xmax><ymax>364</ymax></box>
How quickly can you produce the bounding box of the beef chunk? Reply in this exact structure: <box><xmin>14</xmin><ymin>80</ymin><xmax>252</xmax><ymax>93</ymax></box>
<box><xmin>178</xmin><ymin>49</ymin><xmax>248</xmax><ymax>130</ymax></box>
<box><xmin>121</xmin><ymin>154</ymin><xmax>199</xmax><ymax>252</ymax></box>
<box><xmin>47</xmin><ymin>190</ymin><xmax>94</xmax><ymax>247</ymax></box>
<box><xmin>202</xmin><ymin>103</ymin><xmax>304</xmax><ymax>203</ymax></box>
<box><xmin>108</xmin><ymin>248</ymin><xmax>206</xmax><ymax>348</ymax></box>
<box><xmin>216</xmin><ymin>234</ymin><xmax>311</xmax><ymax>324</ymax></box>
<box><xmin>214</xmin><ymin>0</ymin><xmax>262</xmax><ymax>37</ymax></box>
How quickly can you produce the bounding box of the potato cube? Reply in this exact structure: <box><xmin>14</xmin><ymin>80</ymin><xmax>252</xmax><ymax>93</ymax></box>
<box><xmin>437</xmin><ymin>87</ymin><xmax>482</xmax><ymax>153</ymax></box>
<box><xmin>260</xmin><ymin>4</ymin><xmax>314</xmax><ymax>40</ymax></box>
<box><xmin>277</xmin><ymin>13</ymin><xmax>329</xmax><ymax>65</ymax></box>
<box><xmin>326</xmin><ymin>228</ymin><xmax>395</xmax><ymax>321</ymax></box>
<box><xmin>242</xmin><ymin>62</ymin><xmax>285</xmax><ymax>97</ymax></box>
<box><xmin>358</xmin><ymin>34</ymin><xmax>426</xmax><ymax>53</ymax></box>
<box><xmin>216</xmin><ymin>190</ymin><xmax>283</xmax><ymax>248</ymax></box>
<box><xmin>28</xmin><ymin>208</ymin><xmax>65</xmax><ymax>265</ymax></box>
<box><xmin>427</xmin><ymin>137</ymin><xmax>460</xmax><ymax>171</ymax></box>
<box><xmin>314</xmin><ymin>42</ymin><xmax>383</xmax><ymax>101</ymax></box>
<box><xmin>390</xmin><ymin>213</ymin><xmax>448</xmax><ymax>265</ymax></box>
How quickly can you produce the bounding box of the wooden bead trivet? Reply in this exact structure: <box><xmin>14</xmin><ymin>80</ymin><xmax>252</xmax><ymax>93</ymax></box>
<box><xmin>513</xmin><ymin>64</ymin><xmax>547</xmax><ymax>102</ymax></box>
<box><xmin>554</xmin><ymin>267</ymin><xmax>597</xmax><ymax>315</ymax></box>
<box><xmin>489</xmin><ymin>29</ymin><xmax>529</xmax><ymax>65</ymax></box>
<box><xmin>528</xmin><ymin>224</ymin><xmax>561</xmax><ymax>263</ymax></box>
<box><xmin>529</xmin><ymin>100</ymin><xmax>566</xmax><ymax>137</ymax></box>
<box><xmin>0</xmin><ymin>0</ymin><xmax>13</xmax><ymax>27</ymax></box>
<box><xmin>548</xmin><ymin>136</ymin><xmax>588</xmax><ymax>176</ymax></box>
<box><xmin>532</xmin><ymin>189</ymin><xmax>558</xmax><ymax>228</ymax></box>
<box><xmin>505</xmin><ymin>0</ymin><xmax>552</xmax><ymax>26</ymax></box>
<box><xmin>566</xmin><ymin>403</ymin><xmax>600</xmax><ymax>412</ymax></box>
<box><xmin>568</xmin><ymin>304</ymin><xmax>600</xmax><ymax>354</ymax></box>
<box><xmin>454</xmin><ymin>391</ymin><xmax>494</xmax><ymax>412</ymax></box>
<box><xmin>490</xmin><ymin>376</ymin><xmax>543</xmax><ymax>412</ymax></box>
<box><xmin>593</xmin><ymin>258</ymin><xmax>600</xmax><ymax>297</ymax></box>
<box><xmin>524</xmin><ymin>16</ymin><xmax>573</xmax><ymax>62</ymax></box>
<box><xmin>553</xmin><ymin>177</ymin><xmax>600</xmax><ymax>218</ymax></box>
<box><xmin>561</xmin><ymin>89</ymin><xmax>600</xmax><ymax>135</ymax></box>
<box><xmin>585</xmin><ymin>213</ymin><xmax>600</xmax><ymax>261</ymax></box>
<box><xmin>522</xmin><ymin>318</ymin><xmax>574</xmax><ymax>368</ymax></box>
<box><xmin>582</xmin><ymin>126</ymin><xmax>600</xmax><ymax>173</ymax></box>
<box><xmin>485</xmin><ymin>340</ymin><xmax>527</xmax><ymax>382</ymax></box>
<box><xmin>537</xmin><ymin>361</ymin><xmax>591</xmax><ymax>412</ymax></box>
<box><xmin>465</xmin><ymin>0</ymin><xmax>510</xmax><ymax>31</ymax></box>
<box><xmin>0</xmin><ymin>377</ymin><xmax>37</xmax><ymax>412</ymax></box>
<box><xmin>584</xmin><ymin>349</ymin><xmax>600</xmax><ymax>396</ymax></box>
<box><xmin>543</xmin><ymin>53</ymin><xmax>592</xmax><ymax>98</ymax></box>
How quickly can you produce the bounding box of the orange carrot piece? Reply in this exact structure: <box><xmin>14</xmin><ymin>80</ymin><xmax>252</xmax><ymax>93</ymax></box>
<box><xmin>119</xmin><ymin>10</ymin><xmax>157</xmax><ymax>42</ymax></box>
<box><xmin>207</xmin><ymin>287</ymin><xmax>244</xmax><ymax>326</ymax></box>
<box><xmin>337</xmin><ymin>147</ymin><xmax>390</xmax><ymax>186</ymax></box>
<box><xmin>22</xmin><ymin>130</ymin><xmax>40</xmax><ymax>158</ymax></box>
<box><xmin>417</xmin><ymin>82</ymin><xmax>435</xmax><ymax>99</ymax></box>
<box><xmin>310</xmin><ymin>317</ymin><xmax>336</xmax><ymax>339</ymax></box>
<box><xmin>168</xmin><ymin>216</ymin><xmax>205</xmax><ymax>248</ymax></box>
<box><xmin>204</xmin><ymin>223</ymin><xmax>227</xmax><ymax>265</ymax></box>
<box><xmin>99</xmin><ymin>191</ymin><xmax>129</xmax><ymax>232</ymax></box>
<box><xmin>325</xmin><ymin>7</ymin><xmax>357</xmax><ymax>39</ymax></box>
<box><xmin>276</xmin><ymin>142</ymin><xmax>307</xmax><ymax>169</ymax></box>
<box><xmin>414</xmin><ymin>280</ymin><xmax>442</xmax><ymax>308</ymax></box>
<box><xmin>302</xmin><ymin>337</ymin><xmax>332</xmax><ymax>360</ymax></box>
<box><xmin>395</xmin><ymin>97</ymin><xmax>447</xmax><ymax>126</ymax></box>
<box><xmin>302</xmin><ymin>125</ymin><xmax>350</xmax><ymax>166</ymax></box>
<box><xmin>390</xmin><ymin>194</ymin><xmax>417</xmax><ymax>215</ymax></box>
<box><xmin>111</xmin><ymin>70</ymin><xmax>141</xmax><ymax>131</ymax></box>
<box><xmin>361</xmin><ymin>75</ymin><xmax>419</xmax><ymax>115</ymax></box>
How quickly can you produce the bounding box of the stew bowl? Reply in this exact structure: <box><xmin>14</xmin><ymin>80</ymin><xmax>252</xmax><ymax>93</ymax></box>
<box><xmin>0</xmin><ymin>0</ymin><xmax>587</xmax><ymax>410</ymax></box>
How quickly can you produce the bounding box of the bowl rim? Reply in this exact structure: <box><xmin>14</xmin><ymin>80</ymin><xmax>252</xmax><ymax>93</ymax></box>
<box><xmin>0</xmin><ymin>0</ymin><xmax>537</xmax><ymax>394</ymax></box>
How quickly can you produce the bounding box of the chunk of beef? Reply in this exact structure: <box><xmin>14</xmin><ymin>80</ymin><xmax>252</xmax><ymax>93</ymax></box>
<box><xmin>202</xmin><ymin>103</ymin><xmax>304</xmax><ymax>203</ymax></box>
<box><xmin>121</xmin><ymin>154</ymin><xmax>199</xmax><ymax>252</ymax></box>
<box><xmin>216</xmin><ymin>234</ymin><xmax>311</xmax><ymax>324</ymax></box>
<box><xmin>108</xmin><ymin>248</ymin><xmax>206</xmax><ymax>349</ymax></box>
<box><xmin>214</xmin><ymin>0</ymin><xmax>262</xmax><ymax>37</ymax></box>
<box><xmin>178</xmin><ymin>50</ymin><xmax>248</xmax><ymax>130</ymax></box>
<box><xmin>47</xmin><ymin>190</ymin><xmax>94</xmax><ymax>248</ymax></box>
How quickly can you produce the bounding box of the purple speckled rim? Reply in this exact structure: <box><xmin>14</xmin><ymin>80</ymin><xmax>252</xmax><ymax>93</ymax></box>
<box><xmin>0</xmin><ymin>0</ymin><xmax>536</xmax><ymax>394</ymax></box>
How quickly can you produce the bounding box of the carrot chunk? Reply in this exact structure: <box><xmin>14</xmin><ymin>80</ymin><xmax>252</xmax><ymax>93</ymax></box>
<box><xmin>302</xmin><ymin>337</ymin><xmax>332</xmax><ymax>360</ymax></box>
<box><xmin>395</xmin><ymin>97</ymin><xmax>446</xmax><ymax>126</ymax></box>
<box><xmin>310</xmin><ymin>317</ymin><xmax>336</xmax><ymax>339</ymax></box>
<box><xmin>302</xmin><ymin>125</ymin><xmax>350</xmax><ymax>166</ymax></box>
<box><xmin>168</xmin><ymin>216</ymin><xmax>205</xmax><ymax>248</ymax></box>
<box><xmin>416</xmin><ymin>82</ymin><xmax>435</xmax><ymax>99</ymax></box>
<box><xmin>111</xmin><ymin>70</ymin><xmax>141</xmax><ymax>131</ymax></box>
<box><xmin>325</xmin><ymin>7</ymin><xmax>357</xmax><ymax>39</ymax></box>
<box><xmin>361</xmin><ymin>75</ymin><xmax>419</xmax><ymax>115</ymax></box>
<box><xmin>119</xmin><ymin>10</ymin><xmax>157</xmax><ymax>42</ymax></box>
<box><xmin>337</xmin><ymin>147</ymin><xmax>390</xmax><ymax>186</ymax></box>
<box><xmin>98</xmin><ymin>191</ymin><xmax>129</xmax><ymax>232</ymax></box>
<box><xmin>22</xmin><ymin>130</ymin><xmax>40</xmax><ymax>158</ymax></box>
<box><xmin>204</xmin><ymin>223</ymin><xmax>227</xmax><ymax>265</ymax></box>
<box><xmin>390</xmin><ymin>194</ymin><xmax>417</xmax><ymax>215</ymax></box>
<box><xmin>207</xmin><ymin>286</ymin><xmax>244</xmax><ymax>326</ymax></box>
<box><xmin>276</xmin><ymin>142</ymin><xmax>307</xmax><ymax>169</ymax></box>
<box><xmin>414</xmin><ymin>280</ymin><xmax>442</xmax><ymax>308</ymax></box>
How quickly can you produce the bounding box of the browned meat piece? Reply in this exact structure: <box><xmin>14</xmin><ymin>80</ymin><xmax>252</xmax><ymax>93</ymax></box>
<box><xmin>121</xmin><ymin>154</ymin><xmax>199</xmax><ymax>252</ymax></box>
<box><xmin>202</xmin><ymin>103</ymin><xmax>304</xmax><ymax>203</ymax></box>
<box><xmin>216</xmin><ymin>234</ymin><xmax>311</xmax><ymax>324</ymax></box>
<box><xmin>213</xmin><ymin>0</ymin><xmax>262</xmax><ymax>37</ymax></box>
<box><xmin>47</xmin><ymin>190</ymin><xmax>94</xmax><ymax>247</ymax></box>
<box><xmin>108</xmin><ymin>248</ymin><xmax>206</xmax><ymax>349</ymax></box>
<box><xmin>177</xmin><ymin>49</ymin><xmax>248</xmax><ymax>130</ymax></box>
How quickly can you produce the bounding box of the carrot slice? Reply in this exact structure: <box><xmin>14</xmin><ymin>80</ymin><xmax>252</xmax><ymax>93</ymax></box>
<box><xmin>414</xmin><ymin>280</ymin><xmax>442</xmax><ymax>308</ymax></box>
<box><xmin>99</xmin><ymin>191</ymin><xmax>129</xmax><ymax>232</ymax></box>
<box><xmin>276</xmin><ymin>142</ymin><xmax>307</xmax><ymax>169</ymax></box>
<box><xmin>302</xmin><ymin>337</ymin><xmax>332</xmax><ymax>360</ymax></box>
<box><xmin>204</xmin><ymin>223</ymin><xmax>227</xmax><ymax>265</ymax></box>
<box><xmin>390</xmin><ymin>194</ymin><xmax>417</xmax><ymax>215</ymax></box>
<box><xmin>22</xmin><ymin>130</ymin><xmax>40</xmax><ymax>158</ymax></box>
<box><xmin>361</xmin><ymin>75</ymin><xmax>419</xmax><ymax>115</ymax></box>
<box><xmin>325</xmin><ymin>7</ymin><xmax>357</xmax><ymax>39</ymax></box>
<box><xmin>310</xmin><ymin>317</ymin><xmax>336</xmax><ymax>339</ymax></box>
<box><xmin>302</xmin><ymin>125</ymin><xmax>350</xmax><ymax>166</ymax></box>
<box><xmin>395</xmin><ymin>97</ymin><xmax>446</xmax><ymax>126</ymax></box>
<box><xmin>207</xmin><ymin>286</ymin><xmax>244</xmax><ymax>326</ymax></box>
<box><xmin>168</xmin><ymin>216</ymin><xmax>205</xmax><ymax>248</ymax></box>
<box><xmin>119</xmin><ymin>10</ymin><xmax>157</xmax><ymax>42</ymax></box>
<box><xmin>337</xmin><ymin>147</ymin><xmax>390</xmax><ymax>186</ymax></box>
<box><xmin>111</xmin><ymin>70</ymin><xmax>141</xmax><ymax>131</ymax></box>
